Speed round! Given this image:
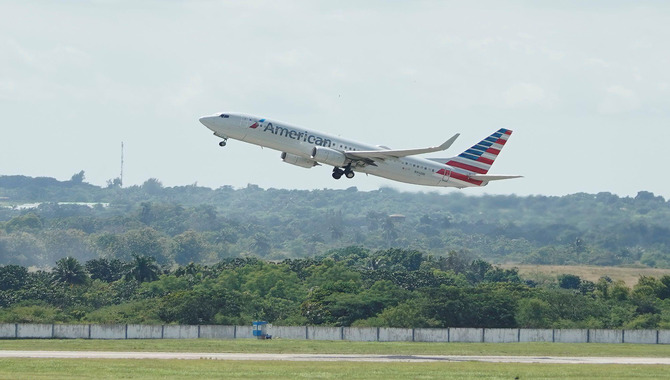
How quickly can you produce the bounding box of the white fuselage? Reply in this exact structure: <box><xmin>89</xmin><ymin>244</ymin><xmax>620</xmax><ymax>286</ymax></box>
<box><xmin>199</xmin><ymin>113</ymin><xmax>483</xmax><ymax>188</ymax></box>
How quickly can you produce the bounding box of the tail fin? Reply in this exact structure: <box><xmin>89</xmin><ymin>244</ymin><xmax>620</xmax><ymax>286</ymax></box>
<box><xmin>445</xmin><ymin>128</ymin><xmax>512</xmax><ymax>174</ymax></box>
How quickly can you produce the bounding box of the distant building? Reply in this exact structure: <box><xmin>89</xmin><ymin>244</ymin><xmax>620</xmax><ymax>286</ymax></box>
<box><xmin>388</xmin><ymin>214</ymin><xmax>406</xmax><ymax>223</ymax></box>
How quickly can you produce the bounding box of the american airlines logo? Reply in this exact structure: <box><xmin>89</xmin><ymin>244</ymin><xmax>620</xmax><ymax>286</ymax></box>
<box><xmin>248</xmin><ymin>119</ymin><xmax>264</xmax><ymax>129</ymax></box>
<box><xmin>249</xmin><ymin>120</ymin><xmax>332</xmax><ymax>147</ymax></box>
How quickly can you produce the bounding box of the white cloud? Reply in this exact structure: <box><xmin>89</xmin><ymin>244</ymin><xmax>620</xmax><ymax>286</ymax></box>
<box><xmin>584</xmin><ymin>58</ymin><xmax>610</xmax><ymax>69</ymax></box>
<box><xmin>597</xmin><ymin>85</ymin><xmax>640</xmax><ymax>114</ymax></box>
<box><xmin>502</xmin><ymin>82</ymin><xmax>551</xmax><ymax>108</ymax></box>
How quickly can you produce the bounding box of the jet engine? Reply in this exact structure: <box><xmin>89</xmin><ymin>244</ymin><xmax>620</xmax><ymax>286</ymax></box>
<box><xmin>281</xmin><ymin>152</ymin><xmax>318</xmax><ymax>168</ymax></box>
<box><xmin>310</xmin><ymin>146</ymin><xmax>347</xmax><ymax>167</ymax></box>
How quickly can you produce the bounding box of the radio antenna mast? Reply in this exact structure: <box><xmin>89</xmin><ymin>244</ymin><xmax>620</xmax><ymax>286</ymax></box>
<box><xmin>120</xmin><ymin>141</ymin><xmax>124</xmax><ymax>187</ymax></box>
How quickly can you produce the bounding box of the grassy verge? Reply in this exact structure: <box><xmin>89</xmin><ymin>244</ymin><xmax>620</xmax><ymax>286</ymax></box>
<box><xmin>1</xmin><ymin>339</ymin><xmax>668</xmax><ymax>357</ymax></box>
<box><xmin>501</xmin><ymin>264</ymin><xmax>670</xmax><ymax>286</ymax></box>
<box><xmin>0</xmin><ymin>358</ymin><xmax>668</xmax><ymax>380</ymax></box>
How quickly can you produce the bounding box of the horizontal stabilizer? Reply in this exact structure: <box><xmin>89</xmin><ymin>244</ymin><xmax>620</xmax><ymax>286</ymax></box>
<box><xmin>468</xmin><ymin>174</ymin><xmax>523</xmax><ymax>181</ymax></box>
<box><xmin>346</xmin><ymin>134</ymin><xmax>460</xmax><ymax>160</ymax></box>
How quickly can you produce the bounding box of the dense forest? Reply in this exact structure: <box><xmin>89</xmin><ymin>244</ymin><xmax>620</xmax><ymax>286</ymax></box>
<box><xmin>1</xmin><ymin>249</ymin><xmax>669</xmax><ymax>329</ymax></box>
<box><xmin>2</xmin><ymin>174</ymin><xmax>670</xmax><ymax>328</ymax></box>
<box><xmin>1</xmin><ymin>174</ymin><xmax>670</xmax><ymax>268</ymax></box>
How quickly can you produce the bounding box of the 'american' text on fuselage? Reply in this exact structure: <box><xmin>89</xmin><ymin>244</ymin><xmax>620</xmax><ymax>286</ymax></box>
<box><xmin>262</xmin><ymin>123</ymin><xmax>332</xmax><ymax>147</ymax></box>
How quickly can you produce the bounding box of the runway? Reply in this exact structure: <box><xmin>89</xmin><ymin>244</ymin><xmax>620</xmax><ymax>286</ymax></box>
<box><xmin>1</xmin><ymin>351</ymin><xmax>669</xmax><ymax>364</ymax></box>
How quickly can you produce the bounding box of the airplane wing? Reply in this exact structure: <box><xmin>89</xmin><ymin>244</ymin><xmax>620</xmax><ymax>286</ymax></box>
<box><xmin>344</xmin><ymin>134</ymin><xmax>460</xmax><ymax>161</ymax></box>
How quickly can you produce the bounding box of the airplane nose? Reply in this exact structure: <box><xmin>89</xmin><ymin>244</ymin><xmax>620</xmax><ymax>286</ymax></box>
<box><xmin>199</xmin><ymin>116</ymin><xmax>214</xmax><ymax>129</ymax></box>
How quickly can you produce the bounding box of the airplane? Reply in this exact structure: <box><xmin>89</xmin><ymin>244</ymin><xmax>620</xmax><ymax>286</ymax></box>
<box><xmin>198</xmin><ymin>112</ymin><xmax>521</xmax><ymax>188</ymax></box>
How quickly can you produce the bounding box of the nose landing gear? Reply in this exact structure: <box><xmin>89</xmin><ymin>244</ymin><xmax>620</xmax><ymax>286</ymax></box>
<box><xmin>218</xmin><ymin>138</ymin><xmax>228</xmax><ymax>147</ymax></box>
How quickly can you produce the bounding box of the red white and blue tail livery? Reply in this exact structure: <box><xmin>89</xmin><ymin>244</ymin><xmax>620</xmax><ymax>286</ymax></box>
<box><xmin>199</xmin><ymin>113</ymin><xmax>521</xmax><ymax>188</ymax></box>
<box><xmin>447</xmin><ymin>128</ymin><xmax>512</xmax><ymax>174</ymax></box>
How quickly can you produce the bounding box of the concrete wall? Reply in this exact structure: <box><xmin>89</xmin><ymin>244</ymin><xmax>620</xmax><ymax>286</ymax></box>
<box><xmin>414</xmin><ymin>328</ymin><xmax>449</xmax><ymax>342</ymax></box>
<box><xmin>53</xmin><ymin>324</ymin><xmax>89</xmax><ymax>339</ymax></box>
<box><xmin>163</xmin><ymin>325</ymin><xmax>199</xmax><ymax>339</ymax></box>
<box><xmin>484</xmin><ymin>328</ymin><xmax>518</xmax><ymax>343</ymax></box>
<box><xmin>450</xmin><ymin>328</ymin><xmax>483</xmax><ymax>343</ymax></box>
<box><xmin>554</xmin><ymin>329</ymin><xmax>587</xmax><ymax>343</ymax></box>
<box><xmin>127</xmin><ymin>324</ymin><xmax>163</xmax><ymax>339</ymax></box>
<box><xmin>343</xmin><ymin>327</ymin><xmax>378</xmax><ymax>341</ymax></box>
<box><xmin>590</xmin><ymin>329</ymin><xmax>622</xmax><ymax>344</ymax></box>
<box><xmin>269</xmin><ymin>326</ymin><xmax>307</xmax><ymax>340</ymax></box>
<box><xmin>624</xmin><ymin>330</ymin><xmax>657</xmax><ymax>344</ymax></box>
<box><xmin>0</xmin><ymin>324</ymin><xmax>16</xmax><ymax>338</ymax></box>
<box><xmin>379</xmin><ymin>327</ymin><xmax>413</xmax><ymax>342</ymax></box>
<box><xmin>235</xmin><ymin>325</ymin><xmax>254</xmax><ymax>339</ymax></box>
<box><xmin>2</xmin><ymin>323</ymin><xmax>670</xmax><ymax>344</ymax></box>
<box><xmin>90</xmin><ymin>324</ymin><xmax>126</xmax><ymax>339</ymax></box>
<box><xmin>17</xmin><ymin>323</ymin><xmax>52</xmax><ymax>338</ymax></box>
<box><xmin>200</xmin><ymin>325</ymin><xmax>236</xmax><ymax>339</ymax></box>
<box><xmin>308</xmin><ymin>326</ymin><xmax>342</xmax><ymax>341</ymax></box>
<box><xmin>519</xmin><ymin>329</ymin><xmax>553</xmax><ymax>342</ymax></box>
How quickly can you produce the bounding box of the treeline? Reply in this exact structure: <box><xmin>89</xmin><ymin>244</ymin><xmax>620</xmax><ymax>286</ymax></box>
<box><xmin>1</xmin><ymin>174</ymin><xmax>670</xmax><ymax>268</ymax></box>
<box><xmin>1</xmin><ymin>248</ymin><xmax>669</xmax><ymax>329</ymax></box>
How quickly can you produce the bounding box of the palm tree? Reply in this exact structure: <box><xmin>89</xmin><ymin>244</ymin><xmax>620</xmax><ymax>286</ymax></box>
<box><xmin>125</xmin><ymin>254</ymin><xmax>160</xmax><ymax>283</ymax></box>
<box><xmin>52</xmin><ymin>257</ymin><xmax>88</xmax><ymax>285</ymax></box>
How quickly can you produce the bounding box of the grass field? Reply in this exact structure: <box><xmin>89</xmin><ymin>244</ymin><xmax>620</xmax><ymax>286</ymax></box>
<box><xmin>1</xmin><ymin>338</ymin><xmax>669</xmax><ymax>357</ymax></box>
<box><xmin>1</xmin><ymin>358</ymin><xmax>668</xmax><ymax>379</ymax></box>
<box><xmin>500</xmin><ymin>264</ymin><xmax>670</xmax><ymax>286</ymax></box>
<box><xmin>2</xmin><ymin>340</ymin><xmax>669</xmax><ymax>379</ymax></box>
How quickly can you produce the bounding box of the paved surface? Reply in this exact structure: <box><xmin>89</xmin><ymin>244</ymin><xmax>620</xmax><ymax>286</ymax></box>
<box><xmin>1</xmin><ymin>351</ymin><xmax>669</xmax><ymax>364</ymax></box>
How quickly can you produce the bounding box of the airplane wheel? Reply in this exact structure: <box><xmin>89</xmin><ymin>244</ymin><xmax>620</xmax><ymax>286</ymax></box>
<box><xmin>219</xmin><ymin>140</ymin><xmax>227</xmax><ymax>147</ymax></box>
<box><xmin>345</xmin><ymin>171</ymin><xmax>355</xmax><ymax>179</ymax></box>
<box><xmin>332</xmin><ymin>172</ymin><xmax>342</xmax><ymax>180</ymax></box>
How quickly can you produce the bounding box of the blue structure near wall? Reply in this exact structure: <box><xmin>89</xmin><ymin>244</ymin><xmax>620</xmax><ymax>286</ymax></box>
<box><xmin>252</xmin><ymin>321</ymin><xmax>271</xmax><ymax>339</ymax></box>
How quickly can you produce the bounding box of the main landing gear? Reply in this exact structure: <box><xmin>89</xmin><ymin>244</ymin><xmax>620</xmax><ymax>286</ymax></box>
<box><xmin>332</xmin><ymin>164</ymin><xmax>355</xmax><ymax>180</ymax></box>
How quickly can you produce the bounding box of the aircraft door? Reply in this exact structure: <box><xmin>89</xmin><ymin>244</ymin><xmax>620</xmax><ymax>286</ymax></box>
<box><xmin>441</xmin><ymin>169</ymin><xmax>451</xmax><ymax>184</ymax></box>
<box><xmin>236</xmin><ymin>115</ymin><xmax>251</xmax><ymax>141</ymax></box>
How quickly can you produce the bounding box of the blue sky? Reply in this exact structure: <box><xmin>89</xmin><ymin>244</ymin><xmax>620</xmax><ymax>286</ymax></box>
<box><xmin>1</xmin><ymin>1</ymin><xmax>669</xmax><ymax>198</ymax></box>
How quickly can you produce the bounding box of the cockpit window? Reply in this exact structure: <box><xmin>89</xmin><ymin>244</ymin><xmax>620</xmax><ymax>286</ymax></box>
<box><xmin>219</xmin><ymin>114</ymin><xmax>230</xmax><ymax>118</ymax></box>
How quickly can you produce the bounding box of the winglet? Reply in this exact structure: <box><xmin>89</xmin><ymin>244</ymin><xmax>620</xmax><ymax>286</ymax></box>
<box><xmin>438</xmin><ymin>133</ymin><xmax>460</xmax><ymax>151</ymax></box>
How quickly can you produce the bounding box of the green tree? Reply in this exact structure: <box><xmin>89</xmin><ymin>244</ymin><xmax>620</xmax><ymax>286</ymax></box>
<box><xmin>381</xmin><ymin>217</ymin><xmax>398</xmax><ymax>244</ymax></box>
<box><xmin>142</xmin><ymin>178</ymin><xmax>164</xmax><ymax>195</ymax></box>
<box><xmin>85</xmin><ymin>258</ymin><xmax>126</xmax><ymax>282</ymax></box>
<box><xmin>376</xmin><ymin>300</ymin><xmax>432</xmax><ymax>328</ymax></box>
<box><xmin>0</xmin><ymin>264</ymin><xmax>29</xmax><ymax>290</ymax></box>
<box><xmin>516</xmin><ymin>298</ymin><xmax>553</xmax><ymax>328</ymax></box>
<box><xmin>52</xmin><ymin>257</ymin><xmax>89</xmax><ymax>285</ymax></box>
<box><xmin>124</xmin><ymin>228</ymin><xmax>170</xmax><ymax>264</ymax></box>
<box><xmin>659</xmin><ymin>275</ymin><xmax>670</xmax><ymax>300</ymax></box>
<box><xmin>172</xmin><ymin>230</ymin><xmax>206</xmax><ymax>265</ymax></box>
<box><xmin>374</xmin><ymin>249</ymin><xmax>424</xmax><ymax>271</ymax></box>
<box><xmin>558</xmin><ymin>274</ymin><xmax>581</xmax><ymax>290</ymax></box>
<box><xmin>70</xmin><ymin>170</ymin><xmax>85</xmax><ymax>184</ymax></box>
<box><xmin>4</xmin><ymin>213</ymin><xmax>43</xmax><ymax>233</ymax></box>
<box><xmin>158</xmin><ymin>289</ymin><xmax>220</xmax><ymax>324</ymax></box>
<box><xmin>250</xmin><ymin>233</ymin><xmax>271</xmax><ymax>256</ymax></box>
<box><xmin>125</xmin><ymin>255</ymin><xmax>160</xmax><ymax>283</ymax></box>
